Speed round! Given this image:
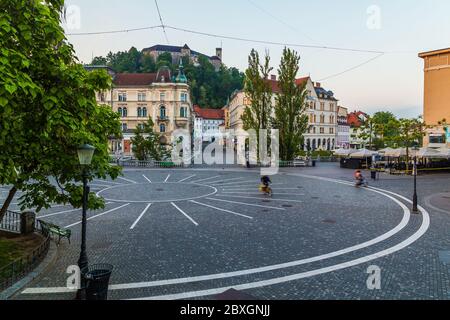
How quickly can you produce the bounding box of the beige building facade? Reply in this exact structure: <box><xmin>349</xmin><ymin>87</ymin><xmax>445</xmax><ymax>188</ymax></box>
<box><xmin>419</xmin><ymin>48</ymin><xmax>450</xmax><ymax>147</ymax></box>
<box><xmin>96</xmin><ymin>67</ymin><xmax>193</xmax><ymax>156</ymax></box>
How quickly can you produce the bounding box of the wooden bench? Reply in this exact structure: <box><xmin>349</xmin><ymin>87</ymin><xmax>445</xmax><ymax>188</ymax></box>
<box><xmin>39</xmin><ymin>220</ymin><xmax>71</xmax><ymax>244</ymax></box>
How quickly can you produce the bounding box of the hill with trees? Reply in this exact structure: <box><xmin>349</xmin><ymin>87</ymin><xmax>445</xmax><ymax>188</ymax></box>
<box><xmin>91</xmin><ymin>47</ymin><xmax>244</xmax><ymax>108</ymax></box>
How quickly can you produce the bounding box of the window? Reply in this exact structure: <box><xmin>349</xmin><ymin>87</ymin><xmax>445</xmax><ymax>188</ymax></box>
<box><xmin>180</xmin><ymin>92</ymin><xmax>188</xmax><ymax>102</ymax></box>
<box><xmin>160</xmin><ymin>92</ymin><xmax>165</xmax><ymax>101</ymax></box>
<box><xmin>137</xmin><ymin>107</ymin><xmax>142</xmax><ymax>117</ymax></box>
<box><xmin>180</xmin><ymin>107</ymin><xmax>187</xmax><ymax>118</ymax></box>
<box><xmin>313</xmin><ymin>127</ymin><xmax>316</xmax><ymax>134</ymax></box>
<box><xmin>138</xmin><ymin>92</ymin><xmax>146</xmax><ymax>102</ymax></box>
<box><xmin>160</xmin><ymin>123</ymin><xmax>166</xmax><ymax>133</ymax></box>
<box><xmin>138</xmin><ymin>123</ymin><xmax>144</xmax><ymax>130</ymax></box>
<box><xmin>160</xmin><ymin>106</ymin><xmax>166</xmax><ymax>119</ymax></box>
<box><xmin>118</xmin><ymin>107</ymin><xmax>122</xmax><ymax>117</ymax></box>
<box><xmin>142</xmin><ymin>107</ymin><xmax>147</xmax><ymax>117</ymax></box>
<box><xmin>330</xmin><ymin>128</ymin><xmax>334</xmax><ymax>134</ymax></box>
<box><xmin>99</xmin><ymin>92</ymin><xmax>106</xmax><ymax>102</ymax></box>
<box><xmin>118</xmin><ymin>92</ymin><xmax>127</xmax><ymax>102</ymax></box>
<box><xmin>320</xmin><ymin>102</ymin><xmax>325</xmax><ymax>111</ymax></box>
<box><xmin>122</xmin><ymin>123</ymin><xmax>127</xmax><ymax>131</ymax></box>
<box><xmin>123</xmin><ymin>107</ymin><xmax>127</xmax><ymax>117</ymax></box>
<box><xmin>320</xmin><ymin>127</ymin><xmax>324</xmax><ymax>134</ymax></box>
<box><xmin>429</xmin><ymin>135</ymin><xmax>446</xmax><ymax>144</ymax></box>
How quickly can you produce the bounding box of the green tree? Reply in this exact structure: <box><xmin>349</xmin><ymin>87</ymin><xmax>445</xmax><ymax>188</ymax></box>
<box><xmin>273</xmin><ymin>48</ymin><xmax>309</xmax><ymax>160</ymax></box>
<box><xmin>140</xmin><ymin>54</ymin><xmax>156</xmax><ymax>73</ymax></box>
<box><xmin>393</xmin><ymin>117</ymin><xmax>427</xmax><ymax>172</ymax></box>
<box><xmin>131</xmin><ymin>119</ymin><xmax>169</xmax><ymax>161</ymax></box>
<box><xmin>156</xmin><ymin>52</ymin><xmax>173</xmax><ymax>69</ymax></box>
<box><xmin>0</xmin><ymin>0</ymin><xmax>122</xmax><ymax>219</ymax></box>
<box><xmin>241</xmin><ymin>49</ymin><xmax>273</xmax><ymax>157</ymax></box>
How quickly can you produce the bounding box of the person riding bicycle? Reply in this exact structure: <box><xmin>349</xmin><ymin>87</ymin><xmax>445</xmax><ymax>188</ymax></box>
<box><xmin>260</xmin><ymin>175</ymin><xmax>272</xmax><ymax>195</ymax></box>
<box><xmin>354</xmin><ymin>170</ymin><xmax>367</xmax><ymax>187</ymax></box>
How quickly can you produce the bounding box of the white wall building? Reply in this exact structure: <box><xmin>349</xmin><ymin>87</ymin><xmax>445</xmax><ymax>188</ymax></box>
<box><xmin>337</xmin><ymin>106</ymin><xmax>350</xmax><ymax>149</ymax></box>
<box><xmin>193</xmin><ymin>106</ymin><xmax>225</xmax><ymax>143</ymax></box>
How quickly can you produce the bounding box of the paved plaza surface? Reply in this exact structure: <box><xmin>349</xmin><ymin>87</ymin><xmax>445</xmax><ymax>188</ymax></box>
<box><xmin>2</xmin><ymin>163</ymin><xmax>449</xmax><ymax>300</ymax></box>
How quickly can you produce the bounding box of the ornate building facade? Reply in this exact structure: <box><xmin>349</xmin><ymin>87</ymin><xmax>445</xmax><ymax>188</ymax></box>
<box><xmin>94</xmin><ymin>63</ymin><xmax>193</xmax><ymax>156</ymax></box>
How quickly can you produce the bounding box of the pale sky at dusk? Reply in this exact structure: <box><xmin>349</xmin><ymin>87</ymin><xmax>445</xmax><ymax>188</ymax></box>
<box><xmin>63</xmin><ymin>0</ymin><xmax>450</xmax><ymax>118</ymax></box>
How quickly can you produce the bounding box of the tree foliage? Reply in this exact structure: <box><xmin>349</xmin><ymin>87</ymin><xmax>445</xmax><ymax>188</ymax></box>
<box><xmin>241</xmin><ymin>49</ymin><xmax>273</xmax><ymax>157</ymax></box>
<box><xmin>91</xmin><ymin>49</ymin><xmax>244</xmax><ymax>108</ymax></box>
<box><xmin>0</xmin><ymin>0</ymin><xmax>122</xmax><ymax>218</ymax></box>
<box><xmin>131</xmin><ymin>118</ymin><xmax>170</xmax><ymax>161</ymax></box>
<box><xmin>272</xmin><ymin>48</ymin><xmax>309</xmax><ymax>160</ymax></box>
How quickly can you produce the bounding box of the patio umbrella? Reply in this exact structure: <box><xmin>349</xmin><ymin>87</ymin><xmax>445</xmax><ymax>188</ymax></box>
<box><xmin>416</xmin><ymin>147</ymin><xmax>447</xmax><ymax>158</ymax></box>
<box><xmin>333</xmin><ymin>148</ymin><xmax>357</xmax><ymax>156</ymax></box>
<box><xmin>378</xmin><ymin>147</ymin><xmax>394</xmax><ymax>154</ymax></box>
<box><xmin>349</xmin><ymin>148</ymin><xmax>378</xmax><ymax>158</ymax></box>
<box><xmin>437</xmin><ymin>147</ymin><xmax>450</xmax><ymax>158</ymax></box>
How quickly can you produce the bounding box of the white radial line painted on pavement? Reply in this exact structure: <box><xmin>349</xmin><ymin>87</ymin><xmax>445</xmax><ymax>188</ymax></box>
<box><xmin>64</xmin><ymin>203</ymin><xmax>130</xmax><ymax>228</ymax></box>
<box><xmin>190</xmin><ymin>175</ymin><xmax>221</xmax><ymax>184</ymax></box>
<box><xmin>21</xmin><ymin>181</ymin><xmax>429</xmax><ymax>296</ymax></box>
<box><xmin>142</xmin><ymin>174</ymin><xmax>152</xmax><ymax>183</ymax></box>
<box><xmin>178</xmin><ymin>175</ymin><xmax>196</xmax><ymax>183</ymax></box>
<box><xmin>189</xmin><ymin>200</ymin><xmax>253</xmax><ymax>220</ymax></box>
<box><xmin>221</xmin><ymin>192</ymin><xmax>305</xmax><ymax>196</ymax></box>
<box><xmin>164</xmin><ymin>174</ymin><xmax>171</xmax><ymax>183</ymax></box>
<box><xmin>117</xmin><ymin>176</ymin><xmax>138</xmax><ymax>184</ymax></box>
<box><xmin>216</xmin><ymin>195</ymin><xmax>304</xmax><ymax>203</ymax></box>
<box><xmin>209</xmin><ymin>177</ymin><xmax>245</xmax><ymax>185</ymax></box>
<box><xmin>38</xmin><ymin>202</ymin><xmax>114</xmax><ymax>219</ymax></box>
<box><xmin>130</xmin><ymin>203</ymin><xmax>152</xmax><ymax>230</ymax></box>
<box><xmin>214</xmin><ymin>180</ymin><xmax>257</xmax><ymax>187</ymax></box>
<box><xmin>130</xmin><ymin>195</ymin><xmax>430</xmax><ymax>301</ymax></box>
<box><xmin>171</xmin><ymin>202</ymin><xmax>198</xmax><ymax>226</ymax></box>
<box><xmin>205</xmin><ymin>197</ymin><xmax>285</xmax><ymax>211</ymax></box>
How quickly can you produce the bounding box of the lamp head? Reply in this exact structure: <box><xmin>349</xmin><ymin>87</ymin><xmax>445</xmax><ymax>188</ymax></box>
<box><xmin>77</xmin><ymin>144</ymin><xmax>96</xmax><ymax>165</ymax></box>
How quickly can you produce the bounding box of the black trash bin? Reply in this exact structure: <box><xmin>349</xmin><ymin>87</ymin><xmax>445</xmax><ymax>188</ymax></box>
<box><xmin>82</xmin><ymin>264</ymin><xmax>113</xmax><ymax>300</ymax></box>
<box><xmin>312</xmin><ymin>160</ymin><xmax>316</xmax><ymax>167</ymax></box>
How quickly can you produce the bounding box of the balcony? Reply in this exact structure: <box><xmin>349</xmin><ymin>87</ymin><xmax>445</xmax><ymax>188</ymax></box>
<box><xmin>157</xmin><ymin>116</ymin><xmax>169</xmax><ymax>122</ymax></box>
<box><xmin>175</xmin><ymin>117</ymin><xmax>189</xmax><ymax>127</ymax></box>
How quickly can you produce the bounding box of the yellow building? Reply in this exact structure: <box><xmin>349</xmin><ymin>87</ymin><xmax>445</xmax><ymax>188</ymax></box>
<box><xmin>419</xmin><ymin>48</ymin><xmax>450</xmax><ymax>147</ymax></box>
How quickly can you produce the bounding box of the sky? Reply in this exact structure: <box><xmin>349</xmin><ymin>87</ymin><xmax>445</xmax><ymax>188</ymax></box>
<box><xmin>63</xmin><ymin>0</ymin><xmax>450</xmax><ymax>118</ymax></box>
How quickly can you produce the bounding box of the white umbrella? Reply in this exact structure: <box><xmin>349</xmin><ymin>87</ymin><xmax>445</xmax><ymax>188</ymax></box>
<box><xmin>349</xmin><ymin>148</ymin><xmax>378</xmax><ymax>158</ymax></box>
<box><xmin>416</xmin><ymin>147</ymin><xmax>447</xmax><ymax>158</ymax></box>
<box><xmin>378</xmin><ymin>147</ymin><xmax>394</xmax><ymax>154</ymax></box>
<box><xmin>333</xmin><ymin>148</ymin><xmax>357</xmax><ymax>156</ymax></box>
<box><xmin>437</xmin><ymin>147</ymin><xmax>450</xmax><ymax>158</ymax></box>
<box><xmin>386</xmin><ymin>148</ymin><xmax>414</xmax><ymax>157</ymax></box>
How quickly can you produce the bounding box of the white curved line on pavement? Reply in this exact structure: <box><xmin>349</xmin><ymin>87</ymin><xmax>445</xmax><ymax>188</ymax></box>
<box><xmin>178</xmin><ymin>175</ymin><xmax>196</xmax><ymax>183</ymax></box>
<box><xmin>216</xmin><ymin>194</ymin><xmax>303</xmax><ymax>203</ymax></box>
<box><xmin>117</xmin><ymin>177</ymin><xmax>138</xmax><ymax>184</ymax></box>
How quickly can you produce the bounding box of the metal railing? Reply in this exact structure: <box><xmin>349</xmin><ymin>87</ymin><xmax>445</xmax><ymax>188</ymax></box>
<box><xmin>0</xmin><ymin>220</ymin><xmax>51</xmax><ymax>291</ymax></box>
<box><xmin>0</xmin><ymin>210</ymin><xmax>21</xmax><ymax>234</ymax></box>
<box><xmin>117</xmin><ymin>159</ymin><xmax>189</xmax><ymax>168</ymax></box>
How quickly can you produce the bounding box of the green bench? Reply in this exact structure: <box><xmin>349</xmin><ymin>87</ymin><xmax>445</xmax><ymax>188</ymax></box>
<box><xmin>39</xmin><ymin>220</ymin><xmax>71</xmax><ymax>244</ymax></box>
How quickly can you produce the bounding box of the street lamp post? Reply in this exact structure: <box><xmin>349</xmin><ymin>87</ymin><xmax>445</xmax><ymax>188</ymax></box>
<box><xmin>76</xmin><ymin>144</ymin><xmax>95</xmax><ymax>299</ymax></box>
<box><xmin>412</xmin><ymin>146</ymin><xmax>419</xmax><ymax>214</ymax></box>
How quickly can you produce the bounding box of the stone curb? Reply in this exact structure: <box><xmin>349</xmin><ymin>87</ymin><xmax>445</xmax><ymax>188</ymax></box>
<box><xmin>0</xmin><ymin>239</ymin><xmax>59</xmax><ymax>300</ymax></box>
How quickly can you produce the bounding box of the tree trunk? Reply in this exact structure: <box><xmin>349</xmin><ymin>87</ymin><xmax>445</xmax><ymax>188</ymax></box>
<box><xmin>0</xmin><ymin>186</ymin><xmax>18</xmax><ymax>222</ymax></box>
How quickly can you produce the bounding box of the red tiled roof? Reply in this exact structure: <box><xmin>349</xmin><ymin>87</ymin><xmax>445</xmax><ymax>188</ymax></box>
<box><xmin>113</xmin><ymin>73</ymin><xmax>157</xmax><ymax>86</ymax></box>
<box><xmin>194</xmin><ymin>105</ymin><xmax>224</xmax><ymax>119</ymax></box>
<box><xmin>265</xmin><ymin>76</ymin><xmax>309</xmax><ymax>93</ymax></box>
<box><xmin>347</xmin><ymin>111</ymin><xmax>367</xmax><ymax>127</ymax></box>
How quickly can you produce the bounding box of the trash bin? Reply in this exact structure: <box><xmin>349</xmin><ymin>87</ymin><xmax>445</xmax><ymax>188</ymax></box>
<box><xmin>82</xmin><ymin>264</ymin><xmax>113</xmax><ymax>300</ymax></box>
<box><xmin>312</xmin><ymin>160</ymin><xmax>316</xmax><ymax>167</ymax></box>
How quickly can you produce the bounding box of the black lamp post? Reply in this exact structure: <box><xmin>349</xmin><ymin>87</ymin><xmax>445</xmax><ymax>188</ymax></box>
<box><xmin>412</xmin><ymin>146</ymin><xmax>419</xmax><ymax>213</ymax></box>
<box><xmin>76</xmin><ymin>144</ymin><xmax>95</xmax><ymax>298</ymax></box>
